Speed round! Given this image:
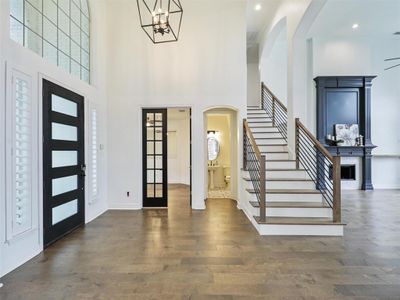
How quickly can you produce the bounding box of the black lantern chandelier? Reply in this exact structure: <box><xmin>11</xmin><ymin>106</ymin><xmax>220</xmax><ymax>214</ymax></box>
<box><xmin>136</xmin><ymin>0</ymin><xmax>183</xmax><ymax>44</ymax></box>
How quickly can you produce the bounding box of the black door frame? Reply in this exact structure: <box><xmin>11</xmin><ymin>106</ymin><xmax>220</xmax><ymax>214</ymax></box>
<box><xmin>42</xmin><ymin>79</ymin><xmax>85</xmax><ymax>248</ymax></box>
<box><xmin>141</xmin><ymin>107</ymin><xmax>193</xmax><ymax>208</ymax></box>
<box><xmin>142</xmin><ymin>108</ymin><xmax>168</xmax><ymax>207</ymax></box>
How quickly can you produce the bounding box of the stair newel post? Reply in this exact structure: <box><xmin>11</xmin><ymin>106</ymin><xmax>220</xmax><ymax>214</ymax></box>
<box><xmin>259</xmin><ymin>155</ymin><xmax>266</xmax><ymax>222</ymax></box>
<box><xmin>243</xmin><ymin>119</ymin><xmax>247</xmax><ymax>171</ymax></box>
<box><xmin>295</xmin><ymin>118</ymin><xmax>300</xmax><ymax>169</ymax></box>
<box><xmin>332</xmin><ymin>156</ymin><xmax>341</xmax><ymax>223</ymax></box>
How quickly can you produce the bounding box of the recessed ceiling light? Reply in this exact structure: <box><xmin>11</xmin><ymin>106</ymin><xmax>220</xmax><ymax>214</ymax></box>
<box><xmin>254</xmin><ymin>4</ymin><xmax>262</xmax><ymax>11</ymax></box>
<box><xmin>352</xmin><ymin>23</ymin><xmax>359</xmax><ymax>29</ymax></box>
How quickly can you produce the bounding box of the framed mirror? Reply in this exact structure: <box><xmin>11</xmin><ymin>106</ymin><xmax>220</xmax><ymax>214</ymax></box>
<box><xmin>207</xmin><ymin>136</ymin><xmax>220</xmax><ymax>161</ymax></box>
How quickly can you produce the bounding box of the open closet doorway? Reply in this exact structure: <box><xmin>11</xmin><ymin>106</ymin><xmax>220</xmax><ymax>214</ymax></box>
<box><xmin>167</xmin><ymin>108</ymin><xmax>192</xmax><ymax>210</ymax></box>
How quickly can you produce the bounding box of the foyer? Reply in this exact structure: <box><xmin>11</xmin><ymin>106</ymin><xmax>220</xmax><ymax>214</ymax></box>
<box><xmin>1</xmin><ymin>0</ymin><xmax>400</xmax><ymax>298</ymax></box>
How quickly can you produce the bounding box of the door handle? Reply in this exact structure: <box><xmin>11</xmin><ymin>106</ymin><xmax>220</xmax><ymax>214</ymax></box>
<box><xmin>81</xmin><ymin>164</ymin><xmax>87</xmax><ymax>177</ymax></box>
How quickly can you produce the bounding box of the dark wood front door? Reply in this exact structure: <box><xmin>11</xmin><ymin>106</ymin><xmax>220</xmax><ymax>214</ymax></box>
<box><xmin>43</xmin><ymin>79</ymin><xmax>85</xmax><ymax>247</ymax></box>
<box><xmin>142</xmin><ymin>109</ymin><xmax>168</xmax><ymax>207</ymax></box>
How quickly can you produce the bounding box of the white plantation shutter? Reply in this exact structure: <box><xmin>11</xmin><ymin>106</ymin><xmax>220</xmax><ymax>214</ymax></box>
<box><xmin>8</xmin><ymin>71</ymin><xmax>34</xmax><ymax>237</ymax></box>
<box><xmin>89</xmin><ymin>107</ymin><xmax>99</xmax><ymax>204</ymax></box>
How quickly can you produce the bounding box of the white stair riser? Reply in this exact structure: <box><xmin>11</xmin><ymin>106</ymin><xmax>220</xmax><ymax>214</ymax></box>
<box><xmin>266</xmin><ymin>170</ymin><xmax>308</xmax><ymax>179</ymax></box>
<box><xmin>262</xmin><ymin>152</ymin><xmax>289</xmax><ymax>160</ymax></box>
<box><xmin>265</xmin><ymin>161</ymin><xmax>296</xmax><ymax>169</ymax></box>
<box><xmin>253</xmin><ymin>132</ymin><xmax>282</xmax><ymax>138</ymax></box>
<box><xmin>251</xmin><ymin>206</ymin><xmax>332</xmax><ymax>218</ymax></box>
<box><xmin>267</xmin><ymin>193</ymin><xmax>323</xmax><ymax>202</ymax></box>
<box><xmin>247</xmin><ymin>109</ymin><xmax>265</xmax><ymax>114</ymax></box>
<box><xmin>250</xmin><ymin>127</ymin><xmax>279</xmax><ymax>133</ymax></box>
<box><xmin>246</xmin><ymin>192</ymin><xmax>322</xmax><ymax>203</ymax></box>
<box><xmin>247</xmin><ymin>117</ymin><xmax>272</xmax><ymax>123</ymax></box>
<box><xmin>254</xmin><ymin>138</ymin><xmax>286</xmax><ymax>145</ymax></box>
<box><xmin>248</xmin><ymin>123</ymin><xmax>274</xmax><ymax>128</ymax></box>
<box><xmin>259</xmin><ymin>145</ymin><xmax>287</xmax><ymax>152</ymax></box>
<box><xmin>257</xmin><ymin>224</ymin><xmax>344</xmax><ymax>236</ymax></box>
<box><xmin>244</xmin><ymin>180</ymin><xmax>315</xmax><ymax>190</ymax></box>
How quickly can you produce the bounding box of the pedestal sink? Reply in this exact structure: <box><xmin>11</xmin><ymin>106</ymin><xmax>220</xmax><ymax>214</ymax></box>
<box><xmin>208</xmin><ymin>165</ymin><xmax>219</xmax><ymax>190</ymax></box>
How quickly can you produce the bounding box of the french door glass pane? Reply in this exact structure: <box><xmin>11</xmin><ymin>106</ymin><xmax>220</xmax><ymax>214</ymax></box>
<box><xmin>155</xmin><ymin>129</ymin><xmax>162</xmax><ymax>140</ymax></box>
<box><xmin>147</xmin><ymin>127</ymin><xmax>154</xmax><ymax>140</ymax></box>
<box><xmin>147</xmin><ymin>142</ymin><xmax>154</xmax><ymax>154</ymax></box>
<box><xmin>52</xmin><ymin>122</ymin><xmax>78</xmax><ymax>141</ymax></box>
<box><xmin>147</xmin><ymin>170</ymin><xmax>154</xmax><ymax>183</ymax></box>
<box><xmin>52</xmin><ymin>150</ymin><xmax>78</xmax><ymax>168</ymax></box>
<box><xmin>155</xmin><ymin>184</ymin><xmax>163</xmax><ymax>197</ymax></box>
<box><xmin>52</xmin><ymin>199</ymin><xmax>78</xmax><ymax>225</ymax></box>
<box><xmin>155</xmin><ymin>156</ymin><xmax>162</xmax><ymax>169</ymax></box>
<box><xmin>155</xmin><ymin>170</ymin><xmax>163</xmax><ymax>183</ymax></box>
<box><xmin>52</xmin><ymin>175</ymin><xmax>78</xmax><ymax>196</ymax></box>
<box><xmin>147</xmin><ymin>156</ymin><xmax>154</xmax><ymax>169</ymax></box>
<box><xmin>52</xmin><ymin>95</ymin><xmax>78</xmax><ymax>117</ymax></box>
<box><xmin>155</xmin><ymin>142</ymin><xmax>162</xmax><ymax>154</ymax></box>
<box><xmin>147</xmin><ymin>184</ymin><xmax>154</xmax><ymax>197</ymax></box>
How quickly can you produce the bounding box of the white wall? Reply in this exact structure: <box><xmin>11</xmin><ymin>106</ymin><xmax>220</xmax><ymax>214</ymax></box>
<box><xmin>0</xmin><ymin>0</ymin><xmax>109</xmax><ymax>276</ymax></box>
<box><xmin>260</xmin><ymin>26</ymin><xmax>288</xmax><ymax>104</ymax></box>
<box><xmin>312</xmin><ymin>36</ymin><xmax>400</xmax><ymax>188</ymax></box>
<box><xmin>105</xmin><ymin>0</ymin><xmax>247</xmax><ymax>210</ymax></box>
<box><xmin>247</xmin><ymin>63</ymin><xmax>261</xmax><ymax>107</ymax></box>
<box><xmin>167</xmin><ymin>118</ymin><xmax>190</xmax><ymax>185</ymax></box>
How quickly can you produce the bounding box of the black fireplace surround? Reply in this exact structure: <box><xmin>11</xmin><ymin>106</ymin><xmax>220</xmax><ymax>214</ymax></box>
<box><xmin>315</xmin><ymin>76</ymin><xmax>377</xmax><ymax>190</ymax></box>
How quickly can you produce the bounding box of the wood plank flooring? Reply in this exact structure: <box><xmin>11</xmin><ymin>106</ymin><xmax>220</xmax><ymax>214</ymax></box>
<box><xmin>1</xmin><ymin>186</ymin><xmax>400</xmax><ymax>299</ymax></box>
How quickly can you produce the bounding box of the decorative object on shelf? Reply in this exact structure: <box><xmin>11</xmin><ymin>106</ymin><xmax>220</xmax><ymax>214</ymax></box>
<box><xmin>355</xmin><ymin>135</ymin><xmax>364</xmax><ymax>147</ymax></box>
<box><xmin>335</xmin><ymin>124</ymin><xmax>359</xmax><ymax>146</ymax></box>
<box><xmin>136</xmin><ymin>0</ymin><xmax>183</xmax><ymax>44</ymax></box>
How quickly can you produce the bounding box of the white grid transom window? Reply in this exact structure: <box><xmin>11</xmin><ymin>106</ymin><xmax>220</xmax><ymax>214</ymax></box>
<box><xmin>10</xmin><ymin>0</ymin><xmax>90</xmax><ymax>83</ymax></box>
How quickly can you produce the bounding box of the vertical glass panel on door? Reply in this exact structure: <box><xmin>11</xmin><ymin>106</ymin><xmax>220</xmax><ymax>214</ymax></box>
<box><xmin>52</xmin><ymin>150</ymin><xmax>78</xmax><ymax>168</ymax></box>
<box><xmin>155</xmin><ymin>184</ymin><xmax>163</xmax><ymax>197</ymax></box>
<box><xmin>52</xmin><ymin>95</ymin><xmax>78</xmax><ymax>117</ymax></box>
<box><xmin>147</xmin><ymin>127</ymin><xmax>155</xmax><ymax>140</ymax></box>
<box><xmin>155</xmin><ymin>170</ymin><xmax>163</xmax><ymax>183</ymax></box>
<box><xmin>147</xmin><ymin>142</ymin><xmax>154</xmax><ymax>155</ymax></box>
<box><xmin>52</xmin><ymin>175</ymin><xmax>78</xmax><ymax>196</ymax></box>
<box><xmin>147</xmin><ymin>170</ymin><xmax>154</xmax><ymax>183</ymax></box>
<box><xmin>147</xmin><ymin>156</ymin><xmax>154</xmax><ymax>169</ymax></box>
<box><xmin>155</xmin><ymin>142</ymin><xmax>162</xmax><ymax>154</ymax></box>
<box><xmin>52</xmin><ymin>199</ymin><xmax>78</xmax><ymax>225</ymax></box>
<box><xmin>52</xmin><ymin>123</ymin><xmax>78</xmax><ymax>141</ymax></box>
<box><xmin>155</xmin><ymin>156</ymin><xmax>162</xmax><ymax>169</ymax></box>
<box><xmin>147</xmin><ymin>184</ymin><xmax>154</xmax><ymax>197</ymax></box>
<box><xmin>155</xmin><ymin>129</ymin><xmax>162</xmax><ymax>140</ymax></box>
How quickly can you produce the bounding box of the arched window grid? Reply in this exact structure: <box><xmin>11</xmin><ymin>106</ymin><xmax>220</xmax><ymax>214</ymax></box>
<box><xmin>10</xmin><ymin>0</ymin><xmax>90</xmax><ymax>83</ymax></box>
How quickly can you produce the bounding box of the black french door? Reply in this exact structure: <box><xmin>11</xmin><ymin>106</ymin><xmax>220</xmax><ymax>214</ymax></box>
<box><xmin>142</xmin><ymin>109</ymin><xmax>168</xmax><ymax>207</ymax></box>
<box><xmin>43</xmin><ymin>80</ymin><xmax>85</xmax><ymax>247</ymax></box>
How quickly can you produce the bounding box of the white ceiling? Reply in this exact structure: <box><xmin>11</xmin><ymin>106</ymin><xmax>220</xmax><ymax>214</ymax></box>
<box><xmin>246</xmin><ymin>0</ymin><xmax>281</xmax><ymax>47</ymax></box>
<box><xmin>307</xmin><ymin>0</ymin><xmax>400</xmax><ymax>38</ymax></box>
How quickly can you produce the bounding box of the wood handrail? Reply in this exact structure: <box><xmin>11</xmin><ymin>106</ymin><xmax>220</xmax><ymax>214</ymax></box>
<box><xmin>295</xmin><ymin>118</ymin><xmax>333</xmax><ymax>161</ymax></box>
<box><xmin>262</xmin><ymin>82</ymin><xmax>287</xmax><ymax>113</ymax></box>
<box><xmin>244</xmin><ymin>119</ymin><xmax>262</xmax><ymax>160</ymax></box>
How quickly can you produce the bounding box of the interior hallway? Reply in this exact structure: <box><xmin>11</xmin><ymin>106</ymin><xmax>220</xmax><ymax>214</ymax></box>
<box><xmin>1</xmin><ymin>188</ymin><xmax>400</xmax><ymax>299</ymax></box>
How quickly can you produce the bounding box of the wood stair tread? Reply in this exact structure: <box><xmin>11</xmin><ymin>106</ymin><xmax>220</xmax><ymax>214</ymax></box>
<box><xmin>254</xmin><ymin>216</ymin><xmax>343</xmax><ymax>225</ymax></box>
<box><xmin>246</xmin><ymin>188</ymin><xmax>320</xmax><ymax>194</ymax></box>
<box><xmin>250</xmin><ymin>201</ymin><xmax>327</xmax><ymax>208</ymax></box>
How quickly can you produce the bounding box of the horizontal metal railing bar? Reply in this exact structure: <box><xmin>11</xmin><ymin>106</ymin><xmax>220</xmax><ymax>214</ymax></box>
<box><xmin>297</xmin><ymin>121</ymin><xmax>333</xmax><ymax>161</ymax></box>
<box><xmin>244</xmin><ymin>119</ymin><xmax>263</xmax><ymax>160</ymax></box>
<box><xmin>262</xmin><ymin>83</ymin><xmax>288</xmax><ymax>113</ymax></box>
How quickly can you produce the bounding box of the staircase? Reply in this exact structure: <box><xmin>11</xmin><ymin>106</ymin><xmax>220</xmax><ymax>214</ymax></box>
<box><xmin>240</xmin><ymin>86</ymin><xmax>344</xmax><ymax>236</ymax></box>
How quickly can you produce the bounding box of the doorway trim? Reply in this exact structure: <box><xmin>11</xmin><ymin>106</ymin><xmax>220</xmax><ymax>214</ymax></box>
<box><xmin>139</xmin><ymin>106</ymin><xmax>193</xmax><ymax>209</ymax></box>
<box><xmin>203</xmin><ymin>106</ymin><xmax>240</xmax><ymax>203</ymax></box>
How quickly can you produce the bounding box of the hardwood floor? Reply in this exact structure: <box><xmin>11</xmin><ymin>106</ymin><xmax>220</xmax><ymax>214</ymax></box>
<box><xmin>1</xmin><ymin>186</ymin><xmax>400</xmax><ymax>299</ymax></box>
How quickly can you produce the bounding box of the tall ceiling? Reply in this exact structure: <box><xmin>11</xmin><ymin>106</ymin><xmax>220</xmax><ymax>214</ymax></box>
<box><xmin>246</xmin><ymin>0</ymin><xmax>281</xmax><ymax>48</ymax></box>
<box><xmin>308</xmin><ymin>0</ymin><xmax>400</xmax><ymax>38</ymax></box>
